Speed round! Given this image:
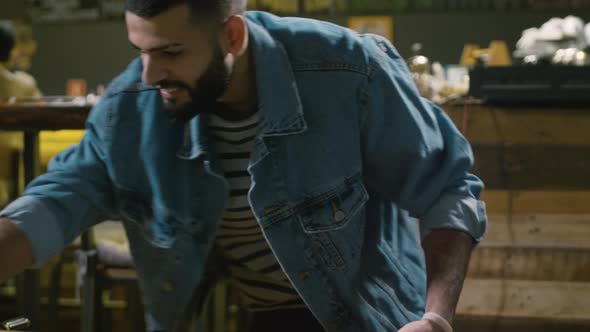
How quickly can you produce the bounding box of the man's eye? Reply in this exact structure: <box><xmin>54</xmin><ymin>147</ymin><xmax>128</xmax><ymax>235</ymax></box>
<box><xmin>162</xmin><ymin>50</ymin><xmax>181</xmax><ymax>57</ymax></box>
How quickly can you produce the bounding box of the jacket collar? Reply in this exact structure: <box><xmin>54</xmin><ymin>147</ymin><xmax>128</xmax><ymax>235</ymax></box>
<box><xmin>177</xmin><ymin>14</ymin><xmax>307</xmax><ymax>160</ymax></box>
<box><xmin>247</xmin><ymin>14</ymin><xmax>307</xmax><ymax>137</ymax></box>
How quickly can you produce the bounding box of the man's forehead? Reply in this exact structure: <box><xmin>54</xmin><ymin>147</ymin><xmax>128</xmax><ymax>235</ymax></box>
<box><xmin>125</xmin><ymin>9</ymin><xmax>206</xmax><ymax>50</ymax></box>
<box><xmin>125</xmin><ymin>7</ymin><xmax>191</xmax><ymax>32</ymax></box>
<box><xmin>125</xmin><ymin>2</ymin><xmax>192</xmax><ymax>22</ymax></box>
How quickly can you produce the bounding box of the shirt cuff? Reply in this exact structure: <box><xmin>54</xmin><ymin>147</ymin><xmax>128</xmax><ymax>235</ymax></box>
<box><xmin>0</xmin><ymin>196</ymin><xmax>64</xmax><ymax>267</ymax></box>
<box><xmin>419</xmin><ymin>193</ymin><xmax>487</xmax><ymax>243</ymax></box>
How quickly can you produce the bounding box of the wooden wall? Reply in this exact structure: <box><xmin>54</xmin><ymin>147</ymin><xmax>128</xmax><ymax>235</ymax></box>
<box><xmin>445</xmin><ymin>103</ymin><xmax>590</xmax><ymax>331</ymax></box>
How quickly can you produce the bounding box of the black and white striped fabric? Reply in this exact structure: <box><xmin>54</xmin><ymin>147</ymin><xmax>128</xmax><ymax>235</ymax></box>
<box><xmin>209</xmin><ymin>112</ymin><xmax>304</xmax><ymax>310</ymax></box>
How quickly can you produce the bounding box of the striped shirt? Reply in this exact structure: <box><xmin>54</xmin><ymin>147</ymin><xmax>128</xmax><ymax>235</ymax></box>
<box><xmin>209</xmin><ymin>112</ymin><xmax>304</xmax><ymax>310</ymax></box>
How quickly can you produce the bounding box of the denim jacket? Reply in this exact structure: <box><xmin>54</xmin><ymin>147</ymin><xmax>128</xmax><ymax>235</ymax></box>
<box><xmin>2</xmin><ymin>12</ymin><xmax>487</xmax><ymax>332</ymax></box>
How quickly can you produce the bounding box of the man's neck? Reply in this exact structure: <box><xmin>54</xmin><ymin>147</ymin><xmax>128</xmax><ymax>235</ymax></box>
<box><xmin>217</xmin><ymin>45</ymin><xmax>258</xmax><ymax>120</ymax></box>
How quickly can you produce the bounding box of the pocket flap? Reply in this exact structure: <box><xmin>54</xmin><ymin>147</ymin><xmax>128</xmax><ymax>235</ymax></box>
<box><xmin>298</xmin><ymin>176</ymin><xmax>369</xmax><ymax>233</ymax></box>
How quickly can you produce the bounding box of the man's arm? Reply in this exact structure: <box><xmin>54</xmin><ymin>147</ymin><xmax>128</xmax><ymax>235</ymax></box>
<box><xmin>0</xmin><ymin>88</ymin><xmax>119</xmax><ymax>269</ymax></box>
<box><xmin>422</xmin><ymin>230</ymin><xmax>473</xmax><ymax>323</ymax></box>
<box><xmin>0</xmin><ymin>218</ymin><xmax>33</xmax><ymax>283</ymax></box>
<box><xmin>399</xmin><ymin>230</ymin><xmax>473</xmax><ymax>332</ymax></box>
<box><xmin>360</xmin><ymin>35</ymin><xmax>487</xmax><ymax>332</ymax></box>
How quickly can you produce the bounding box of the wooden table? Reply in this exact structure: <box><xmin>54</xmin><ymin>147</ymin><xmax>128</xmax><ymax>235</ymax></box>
<box><xmin>0</xmin><ymin>100</ymin><xmax>91</xmax><ymax>330</ymax></box>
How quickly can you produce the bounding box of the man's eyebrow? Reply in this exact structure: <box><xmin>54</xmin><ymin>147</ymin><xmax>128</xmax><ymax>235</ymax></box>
<box><xmin>129</xmin><ymin>42</ymin><xmax>183</xmax><ymax>52</ymax></box>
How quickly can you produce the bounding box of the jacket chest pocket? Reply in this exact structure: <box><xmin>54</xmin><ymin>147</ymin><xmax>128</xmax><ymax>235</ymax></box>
<box><xmin>297</xmin><ymin>175</ymin><xmax>369</xmax><ymax>271</ymax></box>
<box><xmin>298</xmin><ymin>176</ymin><xmax>368</xmax><ymax>233</ymax></box>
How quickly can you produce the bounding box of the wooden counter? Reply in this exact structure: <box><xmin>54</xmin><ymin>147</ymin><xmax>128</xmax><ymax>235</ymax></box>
<box><xmin>443</xmin><ymin>102</ymin><xmax>590</xmax><ymax>329</ymax></box>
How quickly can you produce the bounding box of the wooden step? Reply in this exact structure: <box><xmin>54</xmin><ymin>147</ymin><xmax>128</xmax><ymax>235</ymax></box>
<box><xmin>458</xmin><ymin>279</ymin><xmax>590</xmax><ymax>322</ymax></box>
<box><xmin>482</xmin><ymin>190</ymin><xmax>590</xmax><ymax>215</ymax></box>
<box><xmin>483</xmin><ymin>214</ymin><xmax>590</xmax><ymax>248</ymax></box>
<box><xmin>469</xmin><ymin>246</ymin><xmax>590</xmax><ymax>281</ymax></box>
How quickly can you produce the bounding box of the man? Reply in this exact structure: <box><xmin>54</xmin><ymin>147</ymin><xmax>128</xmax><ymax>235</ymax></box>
<box><xmin>0</xmin><ymin>20</ymin><xmax>41</xmax><ymax>99</ymax></box>
<box><xmin>0</xmin><ymin>21</ymin><xmax>42</xmax><ymax>206</ymax></box>
<box><xmin>0</xmin><ymin>1</ymin><xmax>487</xmax><ymax>331</ymax></box>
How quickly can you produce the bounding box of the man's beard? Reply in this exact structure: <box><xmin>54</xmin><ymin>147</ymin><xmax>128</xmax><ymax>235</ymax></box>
<box><xmin>158</xmin><ymin>46</ymin><xmax>231</xmax><ymax>122</ymax></box>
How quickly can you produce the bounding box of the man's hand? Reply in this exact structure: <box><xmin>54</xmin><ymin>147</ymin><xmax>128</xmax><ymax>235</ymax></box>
<box><xmin>0</xmin><ymin>218</ymin><xmax>34</xmax><ymax>282</ymax></box>
<box><xmin>399</xmin><ymin>319</ymin><xmax>444</xmax><ymax>332</ymax></box>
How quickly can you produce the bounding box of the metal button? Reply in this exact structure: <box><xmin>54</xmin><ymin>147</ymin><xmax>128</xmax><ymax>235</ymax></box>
<box><xmin>333</xmin><ymin>210</ymin><xmax>346</xmax><ymax>222</ymax></box>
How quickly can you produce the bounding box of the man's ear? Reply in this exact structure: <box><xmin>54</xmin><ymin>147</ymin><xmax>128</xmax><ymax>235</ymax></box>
<box><xmin>221</xmin><ymin>15</ymin><xmax>248</xmax><ymax>57</ymax></box>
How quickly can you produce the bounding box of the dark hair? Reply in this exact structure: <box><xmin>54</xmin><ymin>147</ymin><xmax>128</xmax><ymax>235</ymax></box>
<box><xmin>125</xmin><ymin>0</ymin><xmax>246</xmax><ymax>22</ymax></box>
<box><xmin>0</xmin><ymin>21</ymin><xmax>16</xmax><ymax>63</ymax></box>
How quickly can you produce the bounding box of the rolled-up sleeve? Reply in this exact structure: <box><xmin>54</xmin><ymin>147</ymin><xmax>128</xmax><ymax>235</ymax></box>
<box><xmin>420</xmin><ymin>193</ymin><xmax>487</xmax><ymax>242</ymax></box>
<box><xmin>1</xmin><ymin>196</ymin><xmax>64</xmax><ymax>267</ymax></box>
<box><xmin>361</xmin><ymin>34</ymin><xmax>487</xmax><ymax>242</ymax></box>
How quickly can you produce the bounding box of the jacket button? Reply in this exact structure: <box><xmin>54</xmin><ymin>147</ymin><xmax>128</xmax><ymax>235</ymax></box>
<box><xmin>298</xmin><ymin>271</ymin><xmax>310</xmax><ymax>281</ymax></box>
<box><xmin>162</xmin><ymin>281</ymin><xmax>175</xmax><ymax>292</ymax></box>
<box><xmin>333</xmin><ymin>210</ymin><xmax>346</xmax><ymax>222</ymax></box>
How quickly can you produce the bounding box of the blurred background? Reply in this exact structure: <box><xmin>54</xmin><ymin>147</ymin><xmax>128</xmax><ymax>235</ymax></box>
<box><xmin>0</xmin><ymin>0</ymin><xmax>589</xmax><ymax>95</ymax></box>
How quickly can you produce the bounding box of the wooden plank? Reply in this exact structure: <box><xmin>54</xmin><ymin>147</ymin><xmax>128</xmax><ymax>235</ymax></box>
<box><xmin>0</xmin><ymin>105</ymin><xmax>90</xmax><ymax>131</ymax></box>
<box><xmin>472</xmin><ymin>145</ymin><xmax>590</xmax><ymax>190</ymax></box>
<box><xmin>457</xmin><ymin>279</ymin><xmax>590</xmax><ymax>321</ymax></box>
<box><xmin>482</xmin><ymin>190</ymin><xmax>590</xmax><ymax>214</ymax></box>
<box><xmin>483</xmin><ymin>214</ymin><xmax>590</xmax><ymax>248</ymax></box>
<box><xmin>468</xmin><ymin>246</ymin><xmax>590</xmax><ymax>281</ymax></box>
<box><xmin>467</xmin><ymin>214</ymin><xmax>590</xmax><ymax>281</ymax></box>
<box><xmin>444</xmin><ymin>104</ymin><xmax>590</xmax><ymax>146</ymax></box>
<box><xmin>454</xmin><ymin>316</ymin><xmax>590</xmax><ymax>332</ymax></box>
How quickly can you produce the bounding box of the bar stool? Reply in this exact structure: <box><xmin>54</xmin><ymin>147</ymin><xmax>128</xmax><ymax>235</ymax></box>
<box><xmin>76</xmin><ymin>223</ymin><xmax>144</xmax><ymax>332</ymax></box>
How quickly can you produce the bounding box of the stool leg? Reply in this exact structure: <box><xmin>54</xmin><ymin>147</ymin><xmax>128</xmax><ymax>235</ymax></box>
<box><xmin>47</xmin><ymin>254</ymin><xmax>65</xmax><ymax>332</ymax></box>
<box><xmin>80</xmin><ymin>250</ymin><xmax>101</xmax><ymax>332</ymax></box>
<box><xmin>128</xmin><ymin>284</ymin><xmax>145</xmax><ymax>332</ymax></box>
<box><xmin>101</xmin><ymin>292</ymin><xmax>113</xmax><ymax>332</ymax></box>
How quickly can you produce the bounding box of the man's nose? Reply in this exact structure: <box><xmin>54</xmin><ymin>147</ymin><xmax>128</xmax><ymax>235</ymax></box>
<box><xmin>141</xmin><ymin>55</ymin><xmax>166</xmax><ymax>85</ymax></box>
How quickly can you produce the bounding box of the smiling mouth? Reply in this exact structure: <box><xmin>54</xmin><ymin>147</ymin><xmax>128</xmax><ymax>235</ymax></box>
<box><xmin>160</xmin><ymin>87</ymin><xmax>182</xmax><ymax>99</ymax></box>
